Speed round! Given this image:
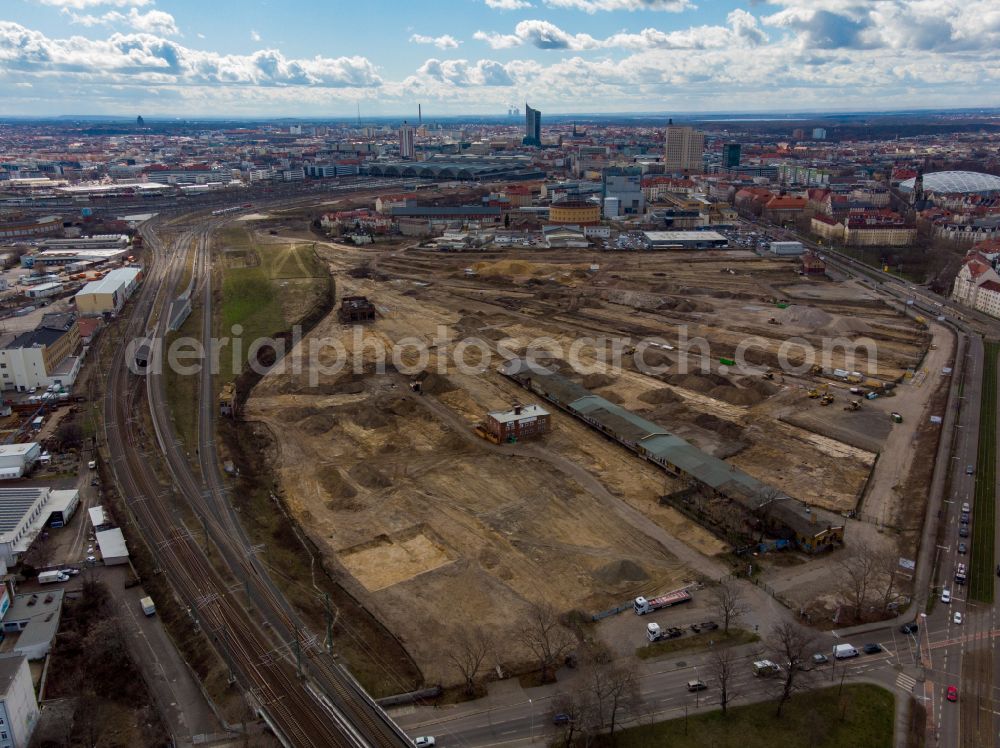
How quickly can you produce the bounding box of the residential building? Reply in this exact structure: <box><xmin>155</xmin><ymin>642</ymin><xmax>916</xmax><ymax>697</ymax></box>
<box><xmin>483</xmin><ymin>403</ymin><xmax>551</xmax><ymax>443</ymax></box>
<box><xmin>74</xmin><ymin>267</ymin><xmax>142</xmax><ymax>316</ymax></box>
<box><xmin>664</xmin><ymin>123</ymin><xmax>704</xmax><ymax>173</ymax></box>
<box><xmin>0</xmin><ymin>654</ymin><xmax>39</xmax><ymax>747</ymax></box>
<box><xmin>951</xmin><ymin>250</ymin><xmax>1000</xmax><ymax>318</ymax></box>
<box><xmin>812</xmin><ymin>128</ymin><xmax>827</xmax><ymax>140</ymax></box>
<box><xmin>763</xmin><ymin>195</ymin><xmax>808</xmax><ymax>224</ymax></box>
<box><xmin>0</xmin><ymin>313</ymin><xmax>81</xmax><ymax>392</ymax></box>
<box><xmin>524</xmin><ymin>103</ymin><xmax>541</xmax><ymax>146</ymax></box>
<box><xmin>399</xmin><ymin>122</ymin><xmax>415</xmax><ymax>160</ymax></box>
<box><xmin>843</xmin><ymin>211</ymin><xmax>916</xmax><ymax>247</ymax></box>
<box><xmin>811</xmin><ymin>213</ymin><xmax>844</xmax><ymax>242</ymax></box>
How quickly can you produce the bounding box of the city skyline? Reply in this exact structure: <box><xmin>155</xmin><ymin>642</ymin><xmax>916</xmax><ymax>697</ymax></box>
<box><xmin>2</xmin><ymin>0</ymin><xmax>1000</xmax><ymax>117</ymax></box>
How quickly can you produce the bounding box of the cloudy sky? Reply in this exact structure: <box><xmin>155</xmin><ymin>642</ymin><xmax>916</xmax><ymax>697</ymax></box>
<box><xmin>2</xmin><ymin>0</ymin><xmax>999</xmax><ymax>117</ymax></box>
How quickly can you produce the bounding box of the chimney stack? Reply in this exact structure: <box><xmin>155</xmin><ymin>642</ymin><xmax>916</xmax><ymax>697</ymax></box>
<box><xmin>513</xmin><ymin>403</ymin><xmax>522</xmax><ymax>415</ymax></box>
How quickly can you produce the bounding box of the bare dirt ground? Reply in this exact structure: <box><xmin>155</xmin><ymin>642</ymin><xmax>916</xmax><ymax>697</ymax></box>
<box><xmin>241</xmin><ymin>238</ymin><xmax>935</xmax><ymax>682</ymax></box>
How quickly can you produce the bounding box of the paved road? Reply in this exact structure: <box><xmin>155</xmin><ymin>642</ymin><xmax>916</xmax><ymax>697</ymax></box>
<box><xmin>392</xmin><ymin>622</ymin><xmax>919</xmax><ymax>746</ymax></box>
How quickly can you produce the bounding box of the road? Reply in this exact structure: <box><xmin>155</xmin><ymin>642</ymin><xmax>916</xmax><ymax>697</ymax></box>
<box><xmin>392</xmin><ymin>621</ymin><xmax>921</xmax><ymax>746</ymax></box>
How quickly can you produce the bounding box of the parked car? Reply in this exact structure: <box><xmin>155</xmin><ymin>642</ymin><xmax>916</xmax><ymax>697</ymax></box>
<box><xmin>900</xmin><ymin>623</ymin><xmax>919</xmax><ymax>635</ymax></box>
<box><xmin>960</xmin><ymin>512</ymin><xmax>970</xmax><ymax>523</ymax></box>
<box><xmin>811</xmin><ymin>653</ymin><xmax>829</xmax><ymax>665</ymax></box>
<box><xmin>946</xmin><ymin>686</ymin><xmax>958</xmax><ymax>702</ymax></box>
<box><xmin>961</xmin><ymin>502</ymin><xmax>971</xmax><ymax>513</ymax></box>
<box><xmin>863</xmin><ymin>643</ymin><xmax>882</xmax><ymax>654</ymax></box>
<box><xmin>941</xmin><ymin>588</ymin><xmax>952</xmax><ymax>603</ymax></box>
<box><xmin>88</xmin><ymin>460</ymin><xmax>97</xmax><ymax>469</ymax></box>
<box><xmin>966</xmin><ymin>465</ymin><xmax>974</xmax><ymax>475</ymax></box>
<box><xmin>414</xmin><ymin>738</ymin><xmax>436</xmax><ymax>748</ymax></box>
<box><xmin>958</xmin><ymin>543</ymin><xmax>967</xmax><ymax>555</ymax></box>
<box><xmin>959</xmin><ymin>527</ymin><xmax>969</xmax><ymax>538</ymax></box>
<box><xmin>953</xmin><ymin>612</ymin><xmax>963</xmax><ymax>625</ymax></box>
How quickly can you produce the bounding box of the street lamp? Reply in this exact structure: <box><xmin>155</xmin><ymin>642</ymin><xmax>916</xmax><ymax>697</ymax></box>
<box><xmin>528</xmin><ymin>698</ymin><xmax>533</xmax><ymax>741</ymax></box>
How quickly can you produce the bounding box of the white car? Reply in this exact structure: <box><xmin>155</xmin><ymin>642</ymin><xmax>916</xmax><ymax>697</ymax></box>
<box><xmin>414</xmin><ymin>739</ymin><xmax>436</xmax><ymax>748</ymax></box>
<box><xmin>961</xmin><ymin>502</ymin><xmax>970</xmax><ymax>513</ymax></box>
<box><xmin>953</xmin><ymin>612</ymin><xmax>963</xmax><ymax>625</ymax></box>
<box><xmin>88</xmin><ymin>460</ymin><xmax>97</xmax><ymax>469</ymax></box>
<box><xmin>941</xmin><ymin>588</ymin><xmax>952</xmax><ymax>603</ymax></box>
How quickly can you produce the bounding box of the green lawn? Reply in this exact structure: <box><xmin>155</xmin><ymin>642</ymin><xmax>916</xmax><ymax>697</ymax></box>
<box><xmin>217</xmin><ymin>228</ymin><xmax>326</xmax><ymax>387</ymax></box>
<box><xmin>637</xmin><ymin>629</ymin><xmax>759</xmax><ymax>660</ymax></box>
<box><xmin>970</xmin><ymin>341</ymin><xmax>998</xmax><ymax>603</ymax></box>
<box><xmin>609</xmin><ymin>684</ymin><xmax>894</xmax><ymax>748</ymax></box>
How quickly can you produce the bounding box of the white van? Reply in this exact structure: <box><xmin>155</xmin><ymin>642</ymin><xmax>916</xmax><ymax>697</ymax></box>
<box><xmin>833</xmin><ymin>644</ymin><xmax>859</xmax><ymax>659</ymax></box>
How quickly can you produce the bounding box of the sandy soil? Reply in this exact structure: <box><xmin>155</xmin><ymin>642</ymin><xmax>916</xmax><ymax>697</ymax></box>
<box><xmin>241</xmin><ymin>239</ymin><xmax>936</xmax><ymax>681</ymax></box>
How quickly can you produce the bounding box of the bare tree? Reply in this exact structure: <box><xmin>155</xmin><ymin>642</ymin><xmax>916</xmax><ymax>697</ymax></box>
<box><xmin>770</xmin><ymin>621</ymin><xmax>816</xmax><ymax>717</ymax></box>
<box><xmin>581</xmin><ymin>643</ymin><xmax>641</xmax><ymax>740</ymax></box>
<box><xmin>707</xmin><ymin>644</ymin><xmax>738</xmax><ymax>717</ymax></box>
<box><xmin>550</xmin><ymin>689</ymin><xmax>594</xmax><ymax>747</ymax></box>
<box><xmin>752</xmin><ymin>487</ymin><xmax>784</xmax><ymax>543</ymax></box>
<box><xmin>710</xmin><ymin>577</ymin><xmax>749</xmax><ymax>634</ymax></box>
<box><xmin>447</xmin><ymin>625</ymin><xmax>493</xmax><ymax>697</ymax></box>
<box><xmin>517</xmin><ymin>601</ymin><xmax>575</xmax><ymax>684</ymax></box>
<box><xmin>874</xmin><ymin>547</ymin><xmax>903</xmax><ymax>614</ymax></box>
<box><xmin>836</xmin><ymin>541</ymin><xmax>880</xmax><ymax>622</ymax></box>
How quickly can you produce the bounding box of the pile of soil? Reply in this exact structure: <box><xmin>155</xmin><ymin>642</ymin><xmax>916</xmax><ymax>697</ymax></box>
<box><xmin>664</xmin><ymin>371</ymin><xmax>731</xmax><ymax>393</ymax></box>
<box><xmin>595</xmin><ymin>559</ymin><xmax>649</xmax><ymax>587</ymax></box>
<box><xmin>349</xmin><ymin>462</ymin><xmax>392</xmax><ymax>490</ymax></box>
<box><xmin>301</xmin><ymin>413</ymin><xmax>336</xmax><ymax>436</ymax></box>
<box><xmin>738</xmin><ymin>377</ymin><xmax>779</xmax><ymax>398</ymax></box>
<box><xmin>693</xmin><ymin>413</ymin><xmax>745</xmax><ymax>441</ymax></box>
<box><xmin>825</xmin><ymin>316</ymin><xmax>873</xmax><ymax>335</ymax></box>
<box><xmin>318</xmin><ymin>466</ymin><xmax>361</xmax><ymax>511</ymax></box>
<box><xmin>777</xmin><ymin>304</ymin><xmax>832</xmax><ymax>330</ymax></box>
<box><xmin>417</xmin><ymin>371</ymin><xmax>458</xmax><ymax>395</ymax></box>
<box><xmin>638</xmin><ymin>387</ymin><xmax>681</xmax><ymax>405</ymax></box>
<box><xmin>353</xmin><ymin>408</ymin><xmax>391</xmax><ymax>429</ymax></box>
<box><xmin>582</xmin><ymin>373</ymin><xmax>616</xmax><ymax>389</ymax></box>
<box><xmin>709</xmin><ymin>385</ymin><xmax>765</xmax><ymax>406</ymax></box>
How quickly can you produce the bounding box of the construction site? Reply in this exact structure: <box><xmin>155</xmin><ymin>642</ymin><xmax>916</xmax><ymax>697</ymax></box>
<box><xmin>237</xmin><ymin>228</ymin><xmax>952</xmax><ymax>683</ymax></box>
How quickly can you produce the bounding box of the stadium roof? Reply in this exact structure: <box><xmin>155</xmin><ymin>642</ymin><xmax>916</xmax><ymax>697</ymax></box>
<box><xmin>900</xmin><ymin>171</ymin><xmax>1000</xmax><ymax>195</ymax></box>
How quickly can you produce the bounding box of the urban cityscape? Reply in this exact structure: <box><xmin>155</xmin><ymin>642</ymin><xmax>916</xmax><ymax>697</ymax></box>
<box><xmin>0</xmin><ymin>2</ymin><xmax>998</xmax><ymax>748</ymax></box>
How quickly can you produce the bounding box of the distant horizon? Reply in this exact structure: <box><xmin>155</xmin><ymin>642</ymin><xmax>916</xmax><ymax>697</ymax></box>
<box><xmin>4</xmin><ymin>106</ymin><xmax>1000</xmax><ymax>125</ymax></box>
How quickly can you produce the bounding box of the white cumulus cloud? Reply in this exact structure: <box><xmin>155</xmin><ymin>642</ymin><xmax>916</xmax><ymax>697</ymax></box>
<box><xmin>485</xmin><ymin>0</ymin><xmax>533</xmax><ymax>8</ymax></box>
<box><xmin>542</xmin><ymin>0</ymin><xmax>694</xmax><ymax>13</ymax></box>
<box><xmin>409</xmin><ymin>33</ymin><xmax>461</xmax><ymax>49</ymax></box>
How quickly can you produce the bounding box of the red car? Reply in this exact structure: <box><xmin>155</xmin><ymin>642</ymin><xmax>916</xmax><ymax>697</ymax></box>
<box><xmin>946</xmin><ymin>686</ymin><xmax>958</xmax><ymax>702</ymax></box>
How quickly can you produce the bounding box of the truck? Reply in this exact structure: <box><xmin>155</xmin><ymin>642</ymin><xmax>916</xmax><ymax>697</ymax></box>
<box><xmin>646</xmin><ymin>622</ymin><xmax>683</xmax><ymax>641</ymax></box>
<box><xmin>833</xmin><ymin>643</ymin><xmax>859</xmax><ymax>659</ymax></box>
<box><xmin>38</xmin><ymin>570</ymin><xmax>69</xmax><ymax>585</ymax></box>
<box><xmin>752</xmin><ymin>660</ymin><xmax>782</xmax><ymax>677</ymax></box>
<box><xmin>634</xmin><ymin>588</ymin><xmax>693</xmax><ymax>615</ymax></box>
<box><xmin>954</xmin><ymin>564</ymin><xmax>967</xmax><ymax>585</ymax></box>
<box><xmin>140</xmin><ymin>596</ymin><xmax>156</xmax><ymax>616</ymax></box>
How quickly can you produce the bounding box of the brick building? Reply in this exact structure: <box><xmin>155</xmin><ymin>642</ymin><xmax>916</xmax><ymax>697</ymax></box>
<box><xmin>484</xmin><ymin>403</ymin><xmax>551</xmax><ymax>443</ymax></box>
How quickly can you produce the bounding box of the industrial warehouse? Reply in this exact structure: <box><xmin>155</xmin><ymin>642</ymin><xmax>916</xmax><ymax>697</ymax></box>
<box><xmin>501</xmin><ymin>358</ymin><xmax>845</xmax><ymax>553</ymax></box>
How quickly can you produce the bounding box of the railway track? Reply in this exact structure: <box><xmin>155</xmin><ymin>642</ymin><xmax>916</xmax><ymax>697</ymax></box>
<box><xmin>100</xmin><ymin>220</ymin><xmax>410</xmax><ymax>746</ymax></box>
